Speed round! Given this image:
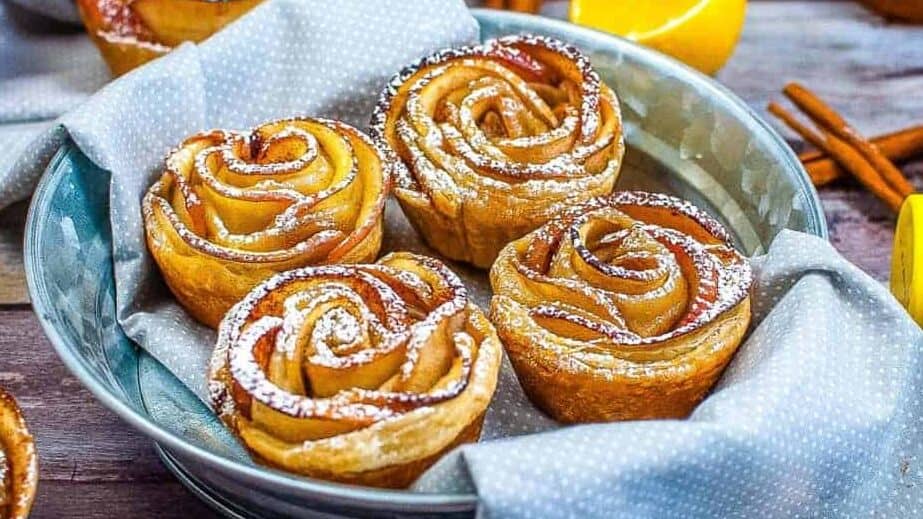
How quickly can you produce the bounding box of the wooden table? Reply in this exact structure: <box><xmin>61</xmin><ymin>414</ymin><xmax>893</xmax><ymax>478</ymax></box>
<box><xmin>0</xmin><ymin>1</ymin><xmax>920</xmax><ymax>517</ymax></box>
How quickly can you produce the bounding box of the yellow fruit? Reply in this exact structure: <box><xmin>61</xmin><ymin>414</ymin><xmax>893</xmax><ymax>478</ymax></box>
<box><xmin>569</xmin><ymin>0</ymin><xmax>747</xmax><ymax>75</ymax></box>
<box><xmin>891</xmin><ymin>194</ymin><xmax>923</xmax><ymax>326</ymax></box>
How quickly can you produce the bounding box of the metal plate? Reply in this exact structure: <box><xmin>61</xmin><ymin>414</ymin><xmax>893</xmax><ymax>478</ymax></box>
<box><xmin>24</xmin><ymin>9</ymin><xmax>826</xmax><ymax>518</ymax></box>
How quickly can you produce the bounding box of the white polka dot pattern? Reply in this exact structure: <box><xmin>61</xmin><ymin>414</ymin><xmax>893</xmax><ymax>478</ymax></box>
<box><xmin>0</xmin><ymin>2</ymin><xmax>109</xmax><ymax>210</ymax></box>
<box><xmin>6</xmin><ymin>0</ymin><xmax>480</xmax><ymax>400</ymax></box>
<box><xmin>416</xmin><ymin>231</ymin><xmax>923</xmax><ymax>518</ymax></box>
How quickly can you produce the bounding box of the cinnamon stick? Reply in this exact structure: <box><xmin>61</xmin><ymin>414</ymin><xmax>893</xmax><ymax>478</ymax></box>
<box><xmin>800</xmin><ymin>126</ymin><xmax>923</xmax><ymax>186</ymax></box>
<box><xmin>767</xmin><ymin>102</ymin><xmax>905</xmax><ymax>212</ymax></box>
<box><xmin>783</xmin><ymin>83</ymin><xmax>914</xmax><ymax>198</ymax></box>
<box><xmin>484</xmin><ymin>0</ymin><xmax>543</xmax><ymax>13</ymax></box>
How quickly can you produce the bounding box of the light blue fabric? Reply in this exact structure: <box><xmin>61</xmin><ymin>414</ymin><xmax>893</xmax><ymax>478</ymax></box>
<box><xmin>0</xmin><ymin>0</ymin><xmax>108</xmax><ymax>207</ymax></box>
<box><xmin>3</xmin><ymin>1</ymin><xmax>921</xmax><ymax>517</ymax></box>
<box><xmin>7</xmin><ymin>0</ymin><xmax>78</xmax><ymax>23</ymax></box>
<box><xmin>417</xmin><ymin>230</ymin><xmax>923</xmax><ymax>518</ymax></box>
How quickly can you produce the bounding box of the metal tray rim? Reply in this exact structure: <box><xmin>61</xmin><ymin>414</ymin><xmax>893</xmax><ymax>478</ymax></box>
<box><xmin>470</xmin><ymin>8</ymin><xmax>827</xmax><ymax>239</ymax></box>
<box><xmin>23</xmin><ymin>8</ymin><xmax>828</xmax><ymax>515</ymax></box>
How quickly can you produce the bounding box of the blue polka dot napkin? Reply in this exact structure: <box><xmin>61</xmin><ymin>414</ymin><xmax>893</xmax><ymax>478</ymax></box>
<box><xmin>6</xmin><ymin>0</ymin><xmax>79</xmax><ymax>23</ymax></box>
<box><xmin>0</xmin><ymin>0</ymin><xmax>107</xmax><ymax>208</ymax></box>
<box><xmin>418</xmin><ymin>230</ymin><xmax>923</xmax><ymax>517</ymax></box>
<box><xmin>3</xmin><ymin>1</ymin><xmax>922</xmax><ymax>517</ymax></box>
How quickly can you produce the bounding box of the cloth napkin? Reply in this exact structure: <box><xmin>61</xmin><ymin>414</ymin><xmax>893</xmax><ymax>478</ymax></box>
<box><xmin>6</xmin><ymin>0</ymin><xmax>79</xmax><ymax>22</ymax></box>
<box><xmin>2</xmin><ymin>1</ymin><xmax>921</xmax><ymax>517</ymax></box>
<box><xmin>418</xmin><ymin>230</ymin><xmax>923</xmax><ymax>518</ymax></box>
<box><xmin>0</xmin><ymin>0</ymin><xmax>108</xmax><ymax>208</ymax></box>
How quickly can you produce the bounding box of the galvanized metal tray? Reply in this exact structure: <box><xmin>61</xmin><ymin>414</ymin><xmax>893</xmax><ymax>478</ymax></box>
<box><xmin>25</xmin><ymin>9</ymin><xmax>826</xmax><ymax>518</ymax></box>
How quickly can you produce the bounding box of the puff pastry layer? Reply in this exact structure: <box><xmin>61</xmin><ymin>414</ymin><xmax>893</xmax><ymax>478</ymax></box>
<box><xmin>373</xmin><ymin>34</ymin><xmax>624</xmax><ymax>268</ymax></box>
<box><xmin>490</xmin><ymin>191</ymin><xmax>752</xmax><ymax>422</ymax></box>
<box><xmin>143</xmin><ymin>117</ymin><xmax>390</xmax><ymax>328</ymax></box>
<box><xmin>0</xmin><ymin>390</ymin><xmax>36</xmax><ymax>519</ymax></box>
<box><xmin>209</xmin><ymin>252</ymin><xmax>501</xmax><ymax>487</ymax></box>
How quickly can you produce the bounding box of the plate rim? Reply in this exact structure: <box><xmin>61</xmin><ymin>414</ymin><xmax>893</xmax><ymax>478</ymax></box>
<box><xmin>23</xmin><ymin>8</ymin><xmax>828</xmax><ymax>516</ymax></box>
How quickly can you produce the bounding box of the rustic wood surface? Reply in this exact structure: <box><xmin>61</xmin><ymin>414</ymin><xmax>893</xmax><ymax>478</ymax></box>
<box><xmin>0</xmin><ymin>1</ymin><xmax>920</xmax><ymax>517</ymax></box>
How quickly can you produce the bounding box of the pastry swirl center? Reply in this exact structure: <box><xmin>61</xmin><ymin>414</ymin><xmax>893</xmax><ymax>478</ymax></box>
<box><xmin>213</xmin><ymin>257</ymin><xmax>481</xmax><ymax>441</ymax></box>
<box><xmin>502</xmin><ymin>193</ymin><xmax>752</xmax><ymax>346</ymax></box>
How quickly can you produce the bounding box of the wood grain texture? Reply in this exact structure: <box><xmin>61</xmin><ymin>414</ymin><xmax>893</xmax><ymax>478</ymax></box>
<box><xmin>822</xmin><ymin>162</ymin><xmax>923</xmax><ymax>280</ymax></box>
<box><xmin>0</xmin><ymin>1</ymin><xmax>918</xmax><ymax>517</ymax></box>
<box><xmin>0</xmin><ymin>201</ymin><xmax>28</xmax><ymax>305</ymax></box>
<box><xmin>0</xmin><ymin>310</ymin><xmax>218</xmax><ymax>518</ymax></box>
<box><xmin>723</xmin><ymin>1</ymin><xmax>923</xmax><ymax>138</ymax></box>
<box><xmin>721</xmin><ymin>0</ymin><xmax>923</xmax><ymax>280</ymax></box>
<box><xmin>32</xmin><ymin>482</ymin><xmax>215</xmax><ymax>518</ymax></box>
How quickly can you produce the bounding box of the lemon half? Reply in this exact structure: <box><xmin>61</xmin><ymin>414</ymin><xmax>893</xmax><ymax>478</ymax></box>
<box><xmin>569</xmin><ymin>0</ymin><xmax>747</xmax><ymax>75</ymax></box>
<box><xmin>892</xmin><ymin>195</ymin><xmax>923</xmax><ymax>326</ymax></box>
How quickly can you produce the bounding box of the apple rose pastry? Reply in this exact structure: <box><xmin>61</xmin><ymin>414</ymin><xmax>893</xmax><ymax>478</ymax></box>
<box><xmin>490</xmin><ymin>191</ymin><xmax>752</xmax><ymax>423</ymax></box>
<box><xmin>372</xmin><ymin>34</ymin><xmax>624</xmax><ymax>268</ymax></box>
<box><xmin>76</xmin><ymin>0</ymin><xmax>263</xmax><ymax>75</ymax></box>
<box><xmin>143</xmin><ymin>117</ymin><xmax>390</xmax><ymax>328</ymax></box>
<box><xmin>0</xmin><ymin>390</ymin><xmax>37</xmax><ymax>519</ymax></box>
<box><xmin>209</xmin><ymin>252</ymin><xmax>502</xmax><ymax>488</ymax></box>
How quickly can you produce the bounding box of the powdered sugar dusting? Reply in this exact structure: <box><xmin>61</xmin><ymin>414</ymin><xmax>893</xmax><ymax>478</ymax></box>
<box><xmin>495</xmin><ymin>191</ymin><xmax>752</xmax><ymax>355</ymax></box>
<box><xmin>142</xmin><ymin>117</ymin><xmax>389</xmax><ymax>264</ymax></box>
<box><xmin>209</xmin><ymin>253</ymin><xmax>489</xmax><ymax>433</ymax></box>
<box><xmin>0</xmin><ymin>390</ymin><xmax>37</xmax><ymax>518</ymax></box>
<box><xmin>369</xmin><ymin>32</ymin><xmax>624</xmax><ymax>210</ymax></box>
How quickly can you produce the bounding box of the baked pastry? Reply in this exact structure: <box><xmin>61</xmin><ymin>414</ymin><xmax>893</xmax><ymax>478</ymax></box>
<box><xmin>0</xmin><ymin>390</ymin><xmax>37</xmax><ymax>519</ymax></box>
<box><xmin>859</xmin><ymin>0</ymin><xmax>923</xmax><ymax>22</ymax></box>
<box><xmin>209</xmin><ymin>252</ymin><xmax>502</xmax><ymax>488</ymax></box>
<box><xmin>143</xmin><ymin>117</ymin><xmax>390</xmax><ymax>328</ymax></box>
<box><xmin>372</xmin><ymin>34</ymin><xmax>624</xmax><ymax>268</ymax></box>
<box><xmin>490</xmin><ymin>191</ymin><xmax>752</xmax><ymax>423</ymax></box>
<box><xmin>77</xmin><ymin>0</ymin><xmax>263</xmax><ymax>76</ymax></box>
<box><xmin>484</xmin><ymin>0</ymin><xmax>543</xmax><ymax>13</ymax></box>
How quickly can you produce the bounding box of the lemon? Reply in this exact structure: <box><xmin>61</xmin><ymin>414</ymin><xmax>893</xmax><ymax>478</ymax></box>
<box><xmin>891</xmin><ymin>195</ymin><xmax>923</xmax><ymax>326</ymax></box>
<box><xmin>569</xmin><ymin>0</ymin><xmax>747</xmax><ymax>75</ymax></box>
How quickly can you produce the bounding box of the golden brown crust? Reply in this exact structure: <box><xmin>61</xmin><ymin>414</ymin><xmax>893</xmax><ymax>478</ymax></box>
<box><xmin>489</xmin><ymin>191</ymin><xmax>752</xmax><ymax>423</ymax></box>
<box><xmin>209</xmin><ymin>253</ymin><xmax>501</xmax><ymax>487</ymax></box>
<box><xmin>76</xmin><ymin>0</ymin><xmax>262</xmax><ymax>76</ymax></box>
<box><xmin>371</xmin><ymin>34</ymin><xmax>624</xmax><ymax>268</ymax></box>
<box><xmin>252</xmin><ymin>412</ymin><xmax>485</xmax><ymax>489</ymax></box>
<box><xmin>499</xmin><ymin>300</ymin><xmax>750</xmax><ymax>422</ymax></box>
<box><xmin>859</xmin><ymin>0</ymin><xmax>923</xmax><ymax>22</ymax></box>
<box><xmin>0</xmin><ymin>389</ymin><xmax>37</xmax><ymax>519</ymax></box>
<box><xmin>143</xmin><ymin>118</ymin><xmax>391</xmax><ymax>328</ymax></box>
